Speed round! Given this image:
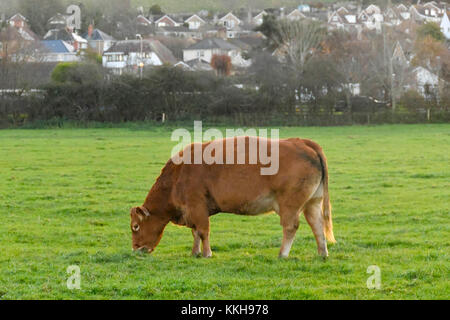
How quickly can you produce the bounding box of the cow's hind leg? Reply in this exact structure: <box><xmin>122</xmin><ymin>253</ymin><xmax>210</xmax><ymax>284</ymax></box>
<box><xmin>197</xmin><ymin>219</ymin><xmax>212</xmax><ymax>258</ymax></box>
<box><xmin>278</xmin><ymin>206</ymin><xmax>301</xmax><ymax>258</ymax></box>
<box><xmin>191</xmin><ymin>229</ymin><xmax>201</xmax><ymax>257</ymax></box>
<box><xmin>303</xmin><ymin>198</ymin><xmax>328</xmax><ymax>258</ymax></box>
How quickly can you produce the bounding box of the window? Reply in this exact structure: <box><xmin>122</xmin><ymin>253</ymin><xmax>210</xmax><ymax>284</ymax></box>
<box><xmin>107</xmin><ymin>54</ymin><xmax>124</xmax><ymax>62</ymax></box>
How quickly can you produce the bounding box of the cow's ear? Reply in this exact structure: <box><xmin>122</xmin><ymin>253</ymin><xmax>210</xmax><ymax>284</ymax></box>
<box><xmin>136</xmin><ymin>206</ymin><xmax>150</xmax><ymax>217</ymax></box>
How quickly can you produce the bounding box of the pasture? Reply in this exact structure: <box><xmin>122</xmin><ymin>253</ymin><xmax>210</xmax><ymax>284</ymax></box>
<box><xmin>0</xmin><ymin>124</ymin><xmax>448</xmax><ymax>299</ymax></box>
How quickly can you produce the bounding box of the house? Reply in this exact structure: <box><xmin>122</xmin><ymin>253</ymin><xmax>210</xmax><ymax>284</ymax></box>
<box><xmin>82</xmin><ymin>26</ymin><xmax>115</xmax><ymax>54</ymax></box>
<box><xmin>174</xmin><ymin>60</ymin><xmax>193</xmax><ymax>71</ymax></box>
<box><xmin>252</xmin><ymin>11</ymin><xmax>267</xmax><ymax>26</ymax></box>
<box><xmin>410</xmin><ymin>3</ymin><xmax>444</xmax><ymax>23</ymax></box>
<box><xmin>155</xmin><ymin>26</ymin><xmax>202</xmax><ymax>39</ymax></box>
<box><xmin>0</xmin><ymin>25</ymin><xmax>39</xmax><ymax>61</ymax></box>
<box><xmin>395</xmin><ymin>4</ymin><xmax>411</xmax><ymax>20</ymax></box>
<box><xmin>440</xmin><ymin>12</ymin><xmax>450</xmax><ymax>40</ymax></box>
<box><xmin>358</xmin><ymin>10</ymin><xmax>370</xmax><ymax>23</ymax></box>
<box><xmin>43</xmin><ymin>29</ymin><xmax>87</xmax><ymax>51</ymax></box>
<box><xmin>328</xmin><ymin>8</ymin><xmax>361</xmax><ymax>32</ymax></box>
<box><xmin>286</xmin><ymin>9</ymin><xmax>307</xmax><ymax>21</ymax></box>
<box><xmin>8</xmin><ymin>13</ymin><xmax>28</xmax><ymax>28</ymax></box>
<box><xmin>154</xmin><ymin>15</ymin><xmax>180</xmax><ymax>28</ymax></box>
<box><xmin>185</xmin><ymin>57</ymin><xmax>213</xmax><ymax>71</ymax></box>
<box><xmin>218</xmin><ymin>12</ymin><xmax>241</xmax><ymax>30</ymax></box>
<box><xmin>392</xmin><ymin>41</ymin><xmax>408</xmax><ymax>66</ymax></box>
<box><xmin>407</xmin><ymin>66</ymin><xmax>440</xmax><ymax>98</ymax></box>
<box><xmin>136</xmin><ymin>15</ymin><xmax>152</xmax><ymax>27</ymax></box>
<box><xmin>39</xmin><ymin>40</ymin><xmax>79</xmax><ymax>62</ymax></box>
<box><xmin>365</xmin><ymin>13</ymin><xmax>384</xmax><ymax>32</ymax></box>
<box><xmin>6</xmin><ymin>13</ymin><xmax>39</xmax><ymax>41</ymax></box>
<box><xmin>184</xmin><ymin>14</ymin><xmax>205</xmax><ymax>30</ymax></box>
<box><xmin>384</xmin><ymin>7</ymin><xmax>402</xmax><ymax>26</ymax></box>
<box><xmin>43</xmin><ymin>28</ymin><xmax>73</xmax><ymax>41</ymax></box>
<box><xmin>48</xmin><ymin>13</ymin><xmax>67</xmax><ymax>30</ymax></box>
<box><xmin>102</xmin><ymin>39</ymin><xmax>177</xmax><ymax>74</ymax></box>
<box><xmin>365</xmin><ymin>4</ymin><xmax>381</xmax><ymax>15</ymax></box>
<box><xmin>298</xmin><ymin>4</ymin><xmax>311</xmax><ymax>13</ymax></box>
<box><xmin>183</xmin><ymin>37</ymin><xmax>241</xmax><ymax>65</ymax></box>
<box><xmin>224</xmin><ymin>25</ymin><xmax>253</xmax><ymax>39</ymax></box>
<box><xmin>0</xmin><ymin>14</ymin><xmax>39</xmax><ymax>61</ymax></box>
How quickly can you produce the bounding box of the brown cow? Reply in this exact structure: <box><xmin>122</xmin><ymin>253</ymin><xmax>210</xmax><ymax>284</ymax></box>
<box><xmin>130</xmin><ymin>136</ymin><xmax>335</xmax><ymax>258</ymax></box>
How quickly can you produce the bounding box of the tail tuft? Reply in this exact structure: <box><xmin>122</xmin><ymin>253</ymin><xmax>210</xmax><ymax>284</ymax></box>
<box><xmin>323</xmin><ymin>199</ymin><xmax>336</xmax><ymax>243</ymax></box>
<box><xmin>303</xmin><ymin>139</ymin><xmax>336</xmax><ymax>244</ymax></box>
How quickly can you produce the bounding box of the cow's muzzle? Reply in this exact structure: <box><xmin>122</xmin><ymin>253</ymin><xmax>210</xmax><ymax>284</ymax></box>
<box><xmin>134</xmin><ymin>246</ymin><xmax>154</xmax><ymax>254</ymax></box>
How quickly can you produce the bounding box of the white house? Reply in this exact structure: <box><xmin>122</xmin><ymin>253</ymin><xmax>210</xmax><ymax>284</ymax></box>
<box><xmin>154</xmin><ymin>15</ymin><xmax>180</xmax><ymax>28</ymax></box>
<box><xmin>440</xmin><ymin>12</ymin><xmax>450</xmax><ymax>40</ymax></box>
<box><xmin>102</xmin><ymin>39</ymin><xmax>176</xmax><ymax>74</ymax></box>
<box><xmin>286</xmin><ymin>9</ymin><xmax>307</xmax><ymax>21</ymax></box>
<box><xmin>365</xmin><ymin>4</ymin><xmax>381</xmax><ymax>15</ymax></box>
<box><xmin>184</xmin><ymin>14</ymin><xmax>205</xmax><ymax>30</ymax></box>
<box><xmin>409</xmin><ymin>67</ymin><xmax>439</xmax><ymax>97</ymax></box>
<box><xmin>218</xmin><ymin>12</ymin><xmax>241</xmax><ymax>30</ymax></box>
<box><xmin>252</xmin><ymin>11</ymin><xmax>267</xmax><ymax>26</ymax></box>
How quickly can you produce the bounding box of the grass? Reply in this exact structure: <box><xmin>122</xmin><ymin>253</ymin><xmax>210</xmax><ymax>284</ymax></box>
<box><xmin>0</xmin><ymin>123</ymin><xmax>449</xmax><ymax>299</ymax></box>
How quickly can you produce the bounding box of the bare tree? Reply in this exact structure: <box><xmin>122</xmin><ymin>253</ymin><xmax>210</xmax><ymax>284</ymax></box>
<box><xmin>276</xmin><ymin>19</ymin><xmax>326</xmax><ymax>74</ymax></box>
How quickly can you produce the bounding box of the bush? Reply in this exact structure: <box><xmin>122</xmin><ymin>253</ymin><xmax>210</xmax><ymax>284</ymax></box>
<box><xmin>2</xmin><ymin>64</ymin><xmax>449</xmax><ymax>127</ymax></box>
<box><xmin>51</xmin><ymin>62</ymin><xmax>104</xmax><ymax>84</ymax></box>
<box><xmin>400</xmin><ymin>90</ymin><xmax>427</xmax><ymax>112</ymax></box>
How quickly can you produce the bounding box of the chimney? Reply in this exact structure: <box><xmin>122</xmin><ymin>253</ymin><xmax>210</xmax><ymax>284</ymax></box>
<box><xmin>88</xmin><ymin>24</ymin><xmax>94</xmax><ymax>38</ymax></box>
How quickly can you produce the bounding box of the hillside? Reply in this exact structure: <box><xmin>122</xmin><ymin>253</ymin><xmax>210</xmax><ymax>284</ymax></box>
<box><xmin>131</xmin><ymin>0</ymin><xmax>333</xmax><ymax>13</ymax></box>
<box><xmin>2</xmin><ymin>0</ymin><xmax>336</xmax><ymax>15</ymax></box>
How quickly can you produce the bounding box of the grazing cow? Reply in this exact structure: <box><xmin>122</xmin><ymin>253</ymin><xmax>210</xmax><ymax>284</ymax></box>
<box><xmin>130</xmin><ymin>136</ymin><xmax>335</xmax><ymax>258</ymax></box>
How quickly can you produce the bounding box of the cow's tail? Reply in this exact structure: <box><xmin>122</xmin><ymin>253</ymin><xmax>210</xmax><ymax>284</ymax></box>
<box><xmin>303</xmin><ymin>139</ymin><xmax>336</xmax><ymax>243</ymax></box>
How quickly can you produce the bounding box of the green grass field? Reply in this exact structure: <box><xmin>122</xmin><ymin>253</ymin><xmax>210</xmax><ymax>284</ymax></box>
<box><xmin>0</xmin><ymin>124</ymin><xmax>449</xmax><ymax>299</ymax></box>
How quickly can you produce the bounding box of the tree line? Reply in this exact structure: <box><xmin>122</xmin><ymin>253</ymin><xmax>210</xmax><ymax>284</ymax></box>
<box><xmin>1</xmin><ymin>57</ymin><xmax>448</xmax><ymax>128</ymax></box>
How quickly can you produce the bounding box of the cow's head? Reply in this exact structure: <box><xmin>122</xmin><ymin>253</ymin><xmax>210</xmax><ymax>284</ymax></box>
<box><xmin>130</xmin><ymin>206</ymin><xmax>167</xmax><ymax>253</ymax></box>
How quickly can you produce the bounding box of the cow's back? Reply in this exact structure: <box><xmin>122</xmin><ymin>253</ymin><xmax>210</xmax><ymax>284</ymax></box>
<box><xmin>170</xmin><ymin>137</ymin><xmax>323</xmax><ymax>215</ymax></box>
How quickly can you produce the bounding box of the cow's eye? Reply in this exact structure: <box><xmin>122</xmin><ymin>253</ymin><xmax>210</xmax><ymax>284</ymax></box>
<box><xmin>132</xmin><ymin>224</ymin><xmax>140</xmax><ymax>232</ymax></box>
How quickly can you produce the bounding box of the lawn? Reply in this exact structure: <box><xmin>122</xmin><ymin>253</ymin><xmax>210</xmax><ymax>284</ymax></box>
<box><xmin>0</xmin><ymin>124</ymin><xmax>448</xmax><ymax>299</ymax></box>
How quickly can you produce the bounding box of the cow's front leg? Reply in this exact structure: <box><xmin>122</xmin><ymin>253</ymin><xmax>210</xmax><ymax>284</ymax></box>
<box><xmin>191</xmin><ymin>229</ymin><xmax>201</xmax><ymax>257</ymax></box>
<box><xmin>278</xmin><ymin>204</ymin><xmax>301</xmax><ymax>258</ymax></box>
<box><xmin>187</xmin><ymin>204</ymin><xmax>212</xmax><ymax>258</ymax></box>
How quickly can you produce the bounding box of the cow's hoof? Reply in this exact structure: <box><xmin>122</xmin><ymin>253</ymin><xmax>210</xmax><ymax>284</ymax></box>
<box><xmin>192</xmin><ymin>252</ymin><xmax>201</xmax><ymax>258</ymax></box>
<box><xmin>319</xmin><ymin>253</ymin><xmax>329</xmax><ymax>261</ymax></box>
<box><xmin>202</xmin><ymin>252</ymin><xmax>212</xmax><ymax>258</ymax></box>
